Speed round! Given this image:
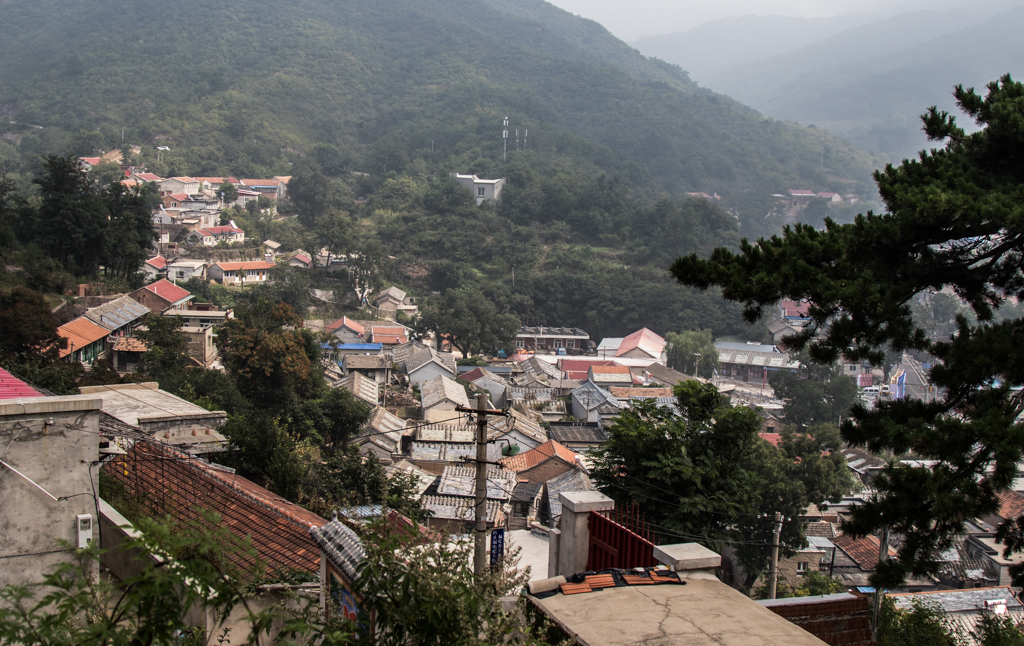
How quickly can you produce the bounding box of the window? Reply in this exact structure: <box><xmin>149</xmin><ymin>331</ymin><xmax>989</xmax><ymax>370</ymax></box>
<box><xmin>514</xmin><ymin>502</ymin><xmax>528</xmax><ymax>518</ymax></box>
<box><xmin>516</xmin><ymin>339</ymin><xmax>524</xmax><ymax>348</ymax></box>
<box><xmin>796</xmin><ymin>562</ymin><xmax>808</xmax><ymax>574</ymax></box>
<box><xmin>176</xmin><ymin>271</ymin><xmax>185</xmax><ymax>279</ymax></box>
<box><xmin>477</xmin><ymin>187</ymin><xmax>486</xmax><ymax>196</ymax></box>
<box><xmin>554</xmin><ymin>339</ymin><xmax>564</xmax><ymax>348</ymax></box>
<box><xmin>567</xmin><ymin>340</ymin><xmax>576</xmax><ymax>349</ymax></box>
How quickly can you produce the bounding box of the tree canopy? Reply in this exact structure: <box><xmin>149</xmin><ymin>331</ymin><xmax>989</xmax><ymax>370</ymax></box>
<box><xmin>671</xmin><ymin>75</ymin><xmax>1024</xmax><ymax>588</ymax></box>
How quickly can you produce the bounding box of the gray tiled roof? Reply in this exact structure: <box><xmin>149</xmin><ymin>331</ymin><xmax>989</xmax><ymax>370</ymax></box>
<box><xmin>571</xmin><ymin>381</ymin><xmax>620</xmax><ymax>411</ymax></box>
<box><xmin>309</xmin><ymin>520</ymin><xmax>365</xmax><ymax>581</ymax></box>
<box><xmin>548</xmin><ymin>422</ymin><xmax>607</xmax><ymax>445</ymax></box>
<box><xmin>84</xmin><ymin>295</ymin><xmax>151</xmax><ymax>331</ymax></box>
<box><xmin>890</xmin><ymin>586</ymin><xmax>1023</xmax><ymax>614</ymax></box>
<box><xmin>546</xmin><ymin>469</ymin><xmax>594</xmax><ymax>519</ymax></box>
<box><xmin>420</xmin><ymin>375</ymin><xmax>469</xmax><ymax>410</ymax></box>
<box><xmin>335</xmin><ymin>371</ymin><xmax>379</xmax><ymax>405</ymax></box>
<box><xmin>437</xmin><ymin>465</ymin><xmax>517</xmax><ymax>501</ymax></box>
<box><xmin>517</xmin><ymin>326</ymin><xmax>589</xmax><ymax>338</ymax></box>
<box><xmin>421</xmin><ymin>495</ymin><xmax>502</xmax><ymax>522</ymax></box>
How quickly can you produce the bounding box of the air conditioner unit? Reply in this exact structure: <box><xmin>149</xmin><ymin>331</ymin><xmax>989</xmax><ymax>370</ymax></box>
<box><xmin>76</xmin><ymin>514</ymin><xmax>93</xmax><ymax>549</ymax></box>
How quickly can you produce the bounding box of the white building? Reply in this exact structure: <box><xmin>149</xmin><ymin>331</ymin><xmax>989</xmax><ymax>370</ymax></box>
<box><xmin>454</xmin><ymin>173</ymin><xmax>505</xmax><ymax>205</ymax></box>
<box><xmin>166</xmin><ymin>259</ymin><xmax>207</xmax><ymax>282</ymax></box>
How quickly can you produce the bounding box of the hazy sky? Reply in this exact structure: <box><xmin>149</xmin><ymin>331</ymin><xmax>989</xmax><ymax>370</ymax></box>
<box><xmin>545</xmin><ymin>0</ymin><xmax>968</xmax><ymax>40</ymax></box>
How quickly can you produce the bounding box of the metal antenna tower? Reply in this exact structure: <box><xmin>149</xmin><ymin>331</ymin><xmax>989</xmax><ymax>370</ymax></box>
<box><xmin>503</xmin><ymin>117</ymin><xmax>508</xmax><ymax>161</ymax></box>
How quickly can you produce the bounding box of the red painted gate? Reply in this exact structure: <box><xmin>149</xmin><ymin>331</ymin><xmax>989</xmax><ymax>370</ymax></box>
<box><xmin>587</xmin><ymin>509</ymin><xmax>659</xmax><ymax>571</ymax></box>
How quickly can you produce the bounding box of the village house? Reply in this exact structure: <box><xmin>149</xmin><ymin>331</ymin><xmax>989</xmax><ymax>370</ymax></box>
<box><xmin>326</xmin><ymin>316</ymin><xmax>367</xmax><ymax>343</ymax></box>
<box><xmin>889</xmin><ymin>587</ymin><xmax>1024</xmax><ymax>642</ymax></box>
<box><xmin>352</xmin><ymin>406</ymin><xmax>408</xmax><ymax>463</ymax></box>
<box><xmin>58</xmin><ymin>317</ymin><xmax>110</xmax><ymax>366</ymax></box>
<box><xmin>285</xmin><ymin>250</ymin><xmax>313</xmax><ymax>269</ymax></box>
<box><xmin>420</xmin><ymin>374</ymin><xmax>470</xmax><ymax>423</ymax></box>
<box><xmin>143</xmin><ymin>255</ymin><xmax>167</xmax><ymax>280</ymax></box>
<box><xmin>715</xmin><ymin>341</ymin><xmax>800</xmax><ymax>385</ymax></box>
<box><xmin>374</xmin><ymin>286</ymin><xmax>418</xmax><ymax>317</ymax></box>
<box><xmin>165</xmin><ymin>259</ymin><xmax>207</xmax><ymax>282</ymax></box>
<box><xmin>162</xmin><ymin>303</ymin><xmax>234</xmax><ymax>329</ymax></box>
<box><xmin>588</xmin><ymin>365</ymin><xmax>633</xmax><ymax>389</ymax></box>
<box><xmin>342</xmin><ymin>354</ymin><xmax>391</xmax><ymax>384</ymax></box>
<box><xmin>130</xmin><ymin>171</ymin><xmax>163</xmax><ymax>183</ymax></box>
<box><xmin>547</xmin><ymin>421</ymin><xmax>607</xmax><ymax>453</ymax></box>
<box><xmin>516</xmin><ymin>326</ymin><xmax>591</xmax><ymax>353</ymax></box>
<box><xmin>194</xmin><ymin>176</ymin><xmax>241</xmax><ymax>192</ymax></box>
<box><xmin>454</xmin><ymin>173</ymin><xmax>505</xmax><ymax>205</ymax></box>
<box><xmin>188</xmin><ymin>224</ymin><xmax>245</xmax><ymax>246</ymax></box>
<box><xmin>209</xmin><ymin>260</ymin><xmax>274</xmax><ymax>285</ymax></box>
<box><xmin>614</xmin><ymin>327</ymin><xmax>667</xmax><ymax>363</ymax></box>
<box><xmin>130</xmin><ymin>279</ymin><xmax>194</xmax><ymax>313</ymax></box>
<box><xmin>242</xmin><ymin>177</ymin><xmax>289</xmax><ymax>200</ymax></box>
<box><xmin>158</xmin><ymin>177</ymin><xmax>200</xmax><ymax>195</ymax></box>
<box><xmin>570</xmin><ymin>380</ymin><xmax>622</xmax><ymax>423</ymax></box>
<box><xmin>183</xmin><ymin>326</ymin><xmax>219</xmax><ymax>368</ymax></box>
<box><xmin>369</xmin><ymin>324</ymin><xmax>410</xmax><ymax>347</ymax></box>
<box><xmin>394</xmin><ymin>342</ymin><xmax>456</xmax><ymax>388</ymax></box>
<box><xmin>83</xmin><ymin>295</ymin><xmax>151</xmax><ymax>339</ymax></box>
<box><xmin>263</xmin><ymin>239</ymin><xmax>282</xmax><ymax>256</ymax></box>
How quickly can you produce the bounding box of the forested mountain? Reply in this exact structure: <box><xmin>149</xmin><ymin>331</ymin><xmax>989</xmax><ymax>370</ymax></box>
<box><xmin>0</xmin><ymin>0</ymin><xmax>876</xmax><ymax>198</ymax></box>
<box><xmin>633</xmin><ymin>2</ymin><xmax>1024</xmax><ymax>161</ymax></box>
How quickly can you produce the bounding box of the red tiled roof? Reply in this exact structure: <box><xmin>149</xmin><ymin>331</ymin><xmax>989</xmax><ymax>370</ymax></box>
<box><xmin>789</xmin><ymin>189</ymin><xmax>816</xmax><ymax>196</ymax></box>
<box><xmin>500</xmin><ymin>440</ymin><xmax>578</xmax><ymax>472</ymax></box>
<box><xmin>616</xmin><ymin>328</ymin><xmax>666</xmax><ymax>358</ymax></box>
<box><xmin>165</xmin><ymin>193</ymin><xmax>189</xmax><ymax>201</ymax></box>
<box><xmin>374</xmin><ymin>335</ymin><xmax>407</xmax><ymax>345</ymax></box>
<box><xmin>833</xmin><ymin>533</ymin><xmax>896</xmax><ymax>570</ymax></box>
<box><xmin>145</xmin><ymin>255</ymin><xmax>167</xmax><ymax>269</ymax></box>
<box><xmin>781</xmin><ymin>299</ymin><xmax>811</xmax><ymax>318</ymax></box>
<box><xmin>292</xmin><ymin>253</ymin><xmax>312</xmax><ymax>264</ymax></box>
<box><xmin>372</xmin><ymin>326</ymin><xmax>407</xmax><ymax>335</ymax></box>
<box><xmin>102</xmin><ymin>441</ymin><xmax>325</xmax><ymax>573</ymax></box>
<box><xmin>326</xmin><ymin>316</ymin><xmax>365</xmax><ymax>335</ymax></box>
<box><xmin>560</xmin><ymin>359</ymin><xmax>614</xmax><ymax>373</ymax></box>
<box><xmin>80</xmin><ymin>157</ymin><xmax>101</xmax><ymax>166</ymax></box>
<box><xmin>591</xmin><ymin>365</ymin><xmax>631</xmax><ymax>375</ymax></box>
<box><xmin>997</xmin><ymin>490</ymin><xmax>1024</xmax><ymax>520</ymax></box>
<box><xmin>214</xmin><ymin>261</ymin><xmax>274</xmax><ymax>271</ymax></box>
<box><xmin>57</xmin><ymin>318</ymin><xmax>110</xmax><ymax>357</ymax></box>
<box><xmin>760</xmin><ymin>432</ymin><xmax>782</xmax><ymax>447</ymax></box>
<box><xmin>243</xmin><ymin>178</ymin><xmax>281</xmax><ymax>187</ymax></box>
<box><xmin>143</xmin><ymin>279</ymin><xmax>193</xmax><ymax>305</ymax></box>
<box><xmin>461</xmin><ymin>368</ymin><xmax>486</xmax><ymax>382</ymax></box>
<box><xmin>0</xmin><ymin>367</ymin><xmax>42</xmax><ymax>399</ymax></box>
<box><xmin>133</xmin><ymin>173</ymin><xmax>162</xmax><ymax>182</ymax></box>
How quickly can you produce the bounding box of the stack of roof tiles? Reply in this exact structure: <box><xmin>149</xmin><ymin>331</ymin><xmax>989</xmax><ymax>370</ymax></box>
<box><xmin>764</xmin><ymin>594</ymin><xmax>875</xmax><ymax>646</ymax></box>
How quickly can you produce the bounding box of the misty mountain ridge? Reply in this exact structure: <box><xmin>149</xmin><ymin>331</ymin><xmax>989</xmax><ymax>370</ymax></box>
<box><xmin>632</xmin><ymin>1</ymin><xmax>1024</xmax><ymax>161</ymax></box>
<box><xmin>0</xmin><ymin>0</ymin><xmax>878</xmax><ymax>200</ymax></box>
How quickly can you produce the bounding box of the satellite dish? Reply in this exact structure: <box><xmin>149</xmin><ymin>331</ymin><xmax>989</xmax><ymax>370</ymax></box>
<box><xmin>502</xmin><ymin>444</ymin><xmax>520</xmax><ymax>457</ymax></box>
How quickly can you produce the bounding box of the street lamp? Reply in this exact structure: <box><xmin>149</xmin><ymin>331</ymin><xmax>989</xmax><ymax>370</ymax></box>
<box><xmin>693</xmin><ymin>352</ymin><xmax>702</xmax><ymax>378</ymax></box>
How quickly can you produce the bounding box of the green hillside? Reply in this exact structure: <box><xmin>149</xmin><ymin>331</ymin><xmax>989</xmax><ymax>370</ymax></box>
<box><xmin>0</xmin><ymin>0</ymin><xmax>877</xmax><ymax>197</ymax></box>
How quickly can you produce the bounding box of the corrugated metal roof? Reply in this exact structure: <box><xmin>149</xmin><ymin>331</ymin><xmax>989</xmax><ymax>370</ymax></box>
<box><xmin>85</xmin><ymin>296</ymin><xmax>150</xmax><ymax>331</ymax></box>
<box><xmin>0</xmin><ymin>368</ymin><xmax>42</xmax><ymax>399</ymax></box>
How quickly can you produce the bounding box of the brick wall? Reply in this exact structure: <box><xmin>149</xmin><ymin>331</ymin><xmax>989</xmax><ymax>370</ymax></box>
<box><xmin>766</xmin><ymin>596</ymin><xmax>875</xmax><ymax>646</ymax></box>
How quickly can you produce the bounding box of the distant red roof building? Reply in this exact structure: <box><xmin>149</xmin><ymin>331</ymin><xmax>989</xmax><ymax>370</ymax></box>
<box><xmin>371</xmin><ymin>326</ymin><xmax>408</xmax><ymax>345</ymax></box>
<box><xmin>560</xmin><ymin>358</ymin><xmax>615</xmax><ymax>381</ymax></box>
<box><xmin>833</xmin><ymin>534</ymin><xmax>896</xmax><ymax>570</ymax></box>
<box><xmin>616</xmin><ymin>328</ymin><xmax>666</xmax><ymax>360</ymax></box>
<box><xmin>0</xmin><ymin>368</ymin><xmax>42</xmax><ymax>399</ymax></box>
<box><xmin>145</xmin><ymin>255</ymin><xmax>167</xmax><ymax>270</ymax></box>
<box><xmin>326</xmin><ymin>316</ymin><xmax>365</xmax><ymax>336</ymax></box>
<box><xmin>759</xmin><ymin>432</ymin><xmax>782</xmax><ymax>447</ymax></box>
<box><xmin>780</xmin><ymin>299</ymin><xmax>811</xmax><ymax>319</ymax></box>
<box><xmin>130</xmin><ymin>279</ymin><xmax>194</xmax><ymax>313</ymax></box>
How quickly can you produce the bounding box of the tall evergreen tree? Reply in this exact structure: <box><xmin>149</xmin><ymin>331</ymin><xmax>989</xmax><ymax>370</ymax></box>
<box><xmin>670</xmin><ymin>75</ymin><xmax>1024</xmax><ymax>588</ymax></box>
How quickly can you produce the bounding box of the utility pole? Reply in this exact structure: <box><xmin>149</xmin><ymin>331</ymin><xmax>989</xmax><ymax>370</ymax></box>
<box><xmin>473</xmin><ymin>392</ymin><xmax>490</xmax><ymax>577</ymax></box>
<box><xmin>769</xmin><ymin>511</ymin><xmax>783</xmax><ymax>599</ymax></box>
<box><xmin>872</xmin><ymin>525</ymin><xmax>891</xmax><ymax>638</ymax></box>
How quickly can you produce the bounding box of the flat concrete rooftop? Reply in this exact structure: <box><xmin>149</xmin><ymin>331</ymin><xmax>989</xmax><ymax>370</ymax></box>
<box><xmin>79</xmin><ymin>383</ymin><xmax>224</xmax><ymax>425</ymax></box>
<box><xmin>530</xmin><ymin>578</ymin><xmax>827</xmax><ymax>646</ymax></box>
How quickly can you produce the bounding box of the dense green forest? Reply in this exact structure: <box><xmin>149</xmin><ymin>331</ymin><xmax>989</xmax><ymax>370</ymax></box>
<box><xmin>0</xmin><ymin>0</ymin><xmax>878</xmax><ymax>199</ymax></box>
<box><xmin>0</xmin><ymin>0</ymin><xmax>888</xmax><ymax>344</ymax></box>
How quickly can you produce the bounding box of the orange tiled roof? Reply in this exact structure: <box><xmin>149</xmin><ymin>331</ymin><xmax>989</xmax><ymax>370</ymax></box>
<box><xmin>58</xmin><ymin>318</ymin><xmax>110</xmax><ymax>357</ymax></box>
<box><xmin>500</xmin><ymin>440</ymin><xmax>577</xmax><ymax>472</ymax></box>
<box><xmin>113</xmin><ymin>337</ymin><xmax>149</xmax><ymax>352</ymax></box>
<box><xmin>616</xmin><ymin>328</ymin><xmax>666</xmax><ymax>357</ymax></box>
<box><xmin>327</xmin><ymin>316</ymin><xmax>365</xmax><ymax>335</ymax></box>
<box><xmin>833</xmin><ymin>533</ymin><xmax>896</xmax><ymax>570</ymax></box>
<box><xmin>591</xmin><ymin>365</ymin><xmax>632</xmax><ymax>375</ymax></box>
<box><xmin>214</xmin><ymin>261</ymin><xmax>274</xmax><ymax>271</ymax></box>
<box><xmin>102</xmin><ymin>441</ymin><xmax>325</xmax><ymax>573</ymax></box>
<box><xmin>145</xmin><ymin>255</ymin><xmax>167</xmax><ymax>269</ymax></box>
<box><xmin>997</xmin><ymin>490</ymin><xmax>1024</xmax><ymax>520</ymax></box>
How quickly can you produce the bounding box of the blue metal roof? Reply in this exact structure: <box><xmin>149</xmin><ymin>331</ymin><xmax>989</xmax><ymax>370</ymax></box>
<box><xmin>321</xmin><ymin>342</ymin><xmax>383</xmax><ymax>350</ymax></box>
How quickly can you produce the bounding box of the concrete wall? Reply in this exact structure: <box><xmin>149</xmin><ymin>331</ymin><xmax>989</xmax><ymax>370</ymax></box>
<box><xmin>0</xmin><ymin>396</ymin><xmax>102</xmax><ymax>589</ymax></box>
